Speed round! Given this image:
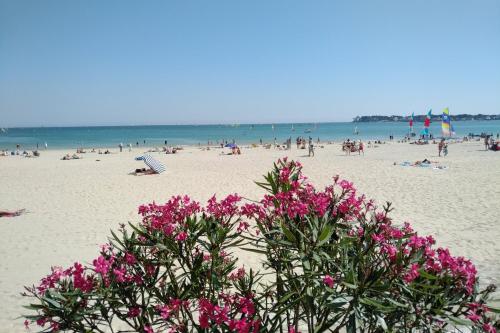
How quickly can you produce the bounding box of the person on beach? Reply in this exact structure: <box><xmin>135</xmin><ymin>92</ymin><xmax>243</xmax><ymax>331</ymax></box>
<box><xmin>443</xmin><ymin>143</ymin><xmax>448</xmax><ymax>157</ymax></box>
<box><xmin>358</xmin><ymin>140</ymin><xmax>364</xmax><ymax>155</ymax></box>
<box><xmin>44</xmin><ymin>142</ymin><xmax>48</xmax><ymax>149</ymax></box>
<box><xmin>308</xmin><ymin>137</ymin><xmax>314</xmax><ymax>157</ymax></box>
<box><xmin>119</xmin><ymin>143</ymin><xmax>123</xmax><ymax>152</ymax></box>
<box><xmin>484</xmin><ymin>136</ymin><xmax>489</xmax><ymax>150</ymax></box>
<box><xmin>438</xmin><ymin>139</ymin><xmax>445</xmax><ymax>157</ymax></box>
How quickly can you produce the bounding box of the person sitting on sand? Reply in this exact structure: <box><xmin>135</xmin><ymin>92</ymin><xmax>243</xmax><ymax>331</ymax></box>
<box><xmin>72</xmin><ymin>154</ymin><xmax>80</xmax><ymax>159</ymax></box>
<box><xmin>412</xmin><ymin>159</ymin><xmax>434</xmax><ymax>166</ymax></box>
<box><xmin>134</xmin><ymin>168</ymin><xmax>156</xmax><ymax>175</ymax></box>
<box><xmin>0</xmin><ymin>209</ymin><xmax>25</xmax><ymax>218</ymax></box>
<box><xmin>104</xmin><ymin>150</ymin><xmax>111</xmax><ymax>154</ymax></box>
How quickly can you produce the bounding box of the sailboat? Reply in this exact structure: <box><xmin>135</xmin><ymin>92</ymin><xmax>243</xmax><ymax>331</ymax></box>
<box><xmin>409</xmin><ymin>112</ymin><xmax>415</xmax><ymax>136</ymax></box>
<box><xmin>441</xmin><ymin>108</ymin><xmax>455</xmax><ymax>137</ymax></box>
<box><xmin>354</xmin><ymin>126</ymin><xmax>359</xmax><ymax>135</ymax></box>
<box><xmin>421</xmin><ymin>109</ymin><xmax>432</xmax><ymax>137</ymax></box>
<box><xmin>291</xmin><ymin>124</ymin><xmax>295</xmax><ymax>132</ymax></box>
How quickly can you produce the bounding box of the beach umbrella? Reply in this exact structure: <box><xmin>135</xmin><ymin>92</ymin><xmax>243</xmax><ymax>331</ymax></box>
<box><xmin>136</xmin><ymin>154</ymin><xmax>166</xmax><ymax>173</ymax></box>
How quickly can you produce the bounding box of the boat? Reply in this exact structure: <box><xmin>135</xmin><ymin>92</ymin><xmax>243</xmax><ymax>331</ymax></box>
<box><xmin>304</xmin><ymin>129</ymin><xmax>312</xmax><ymax>133</ymax></box>
<box><xmin>291</xmin><ymin>124</ymin><xmax>295</xmax><ymax>132</ymax></box>
<box><xmin>354</xmin><ymin>126</ymin><xmax>359</xmax><ymax>135</ymax></box>
<box><xmin>441</xmin><ymin>108</ymin><xmax>455</xmax><ymax>137</ymax></box>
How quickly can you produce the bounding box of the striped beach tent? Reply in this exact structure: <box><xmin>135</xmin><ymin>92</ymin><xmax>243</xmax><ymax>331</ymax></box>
<box><xmin>137</xmin><ymin>154</ymin><xmax>166</xmax><ymax>173</ymax></box>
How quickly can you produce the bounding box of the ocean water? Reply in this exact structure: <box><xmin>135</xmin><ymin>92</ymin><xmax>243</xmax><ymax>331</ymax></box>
<box><xmin>0</xmin><ymin>121</ymin><xmax>499</xmax><ymax>150</ymax></box>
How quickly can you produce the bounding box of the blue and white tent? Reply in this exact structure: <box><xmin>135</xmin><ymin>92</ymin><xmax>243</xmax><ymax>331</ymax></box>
<box><xmin>135</xmin><ymin>154</ymin><xmax>166</xmax><ymax>173</ymax></box>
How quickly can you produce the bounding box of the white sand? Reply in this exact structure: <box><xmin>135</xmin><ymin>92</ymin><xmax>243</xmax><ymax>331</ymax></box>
<box><xmin>1</xmin><ymin>141</ymin><xmax>499</xmax><ymax>332</ymax></box>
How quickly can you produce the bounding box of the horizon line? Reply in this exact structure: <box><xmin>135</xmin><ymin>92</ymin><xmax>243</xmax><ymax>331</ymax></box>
<box><xmin>3</xmin><ymin>113</ymin><xmax>499</xmax><ymax>129</ymax></box>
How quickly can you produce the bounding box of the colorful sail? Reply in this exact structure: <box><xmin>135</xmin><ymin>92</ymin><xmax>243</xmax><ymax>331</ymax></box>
<box><xmin>441</xmin><ymin>108</ymin><xmax>450</xmax><ymax>136</ymax></box>
<box><xmin>421</xmin><ymin>109</ymin><xmax>432</xmax><ymax>136</ymax></box>
<box><xmin>409</xmin><ymin>112</ymin><xmax>414</xmax><ymax>133</ymax></box>
<box><xmin>441</xmin><ymin>108</ymin><xmax>455</xmax><ymax>137</ymax></box>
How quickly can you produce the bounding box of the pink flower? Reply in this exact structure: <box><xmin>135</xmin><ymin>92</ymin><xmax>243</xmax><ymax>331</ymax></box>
<box><xmin>124</xmin><ymin>253</ymin><xmax>136</xmax><ymax>265</ymax></box>
<box><xmin>371</xmin><ymin>233</ymin><xmax>385</xmax><ymax>243</ymax></box>
<box><xmin>50</xmin><ymin>321</ymin><xmax>59</xmax><ymax>331</ymax></box>
<box><xmin>403</xmin><ymin>263</ymin><xmax>420</xmax><ymax>283</ymax></box>
<box><xmin>237</xmin><ymin>221</ymin><xmax>250</xmax><ymax>233</ymax></box>
<box><xmin>113</xmin><ymin>267</ymin><xmax>127</xmax><ymax>283</ymax></box>
<box><xmin>144</xmin><ymin>325</ymin><xmax>154</xmax><ymax>333</ymax></box>
<box><xmin>229</xmin><ymin>267</ymin><xmax>246</xmax><ymax>281</ymax></box>
<box><xmin>323</xmin><ymin>275</ymin><xmax>334</xmax><ymax>288</ymax></box>
<box><xmin>127</xmin><ymin>307</ymin><xmax>141</xmax><ymax>318</ymax></box>
<box><xmin>24</xmin><ymin>320</ymin><xmax>29</xmax><ymax>329</ymax></box>
<box><xmin>407</xmin><ymin>235</ymin><xmax>426</xmax><ymax>250</ymax></box>
<box><xmin>175</xmin><ymin>232</ymin><xmax>187</xmax><ymax>242</ymax></box>
<box><xmin>381</xmin><ymin>244</ymin><xmax>397</xmax><ymax>261</ymax></box>
<box><xmin>466</xmin><ymin>311</ymin><xmax>481</xmax><ymax>322</ymax></box>
<box><xmin>36</xmin><ymin>318</ymin><xmax>46</xmax><ymax>327</ymax></box>
<box><xmin>483</xmin><ymin>323</ymin><xmax>496</xmax><ymax>333</ymax></box>
<box><xmin>205</xmin><ymin>194</ymin><xmax>241</xmax><ymax>220</ymax></box>
<box><xmin>93</xmin><ymin>255</ymin><xmax>112</xmax><ymax>276</ymax></box>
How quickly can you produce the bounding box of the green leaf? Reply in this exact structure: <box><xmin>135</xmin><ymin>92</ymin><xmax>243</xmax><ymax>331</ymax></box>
<box><xmin>240</xmin><ymin>247</ymin><xmax>268</xmax><ymax>255</ymax></box>
<box><xmin>359</xmin><ymin>297</ymin><xmax>394</xmax><ymax>312</ymax></box>
<box><xmin>317</xmin><ymin>224</ymin><xmax>333</xmax><ymax>246</ymax></box>
<box><xmin>487</xmin><ymin>306</ymin><xmax>500</xmax><ymax>314</ymax></box>
<box><xmin>446</xmin><ymin>315</ymin><xmax>473</xmax><ymax>326</ymax></box>
<box><xmin>42</xmin><ymin>296</ymin><xmax>61</xmax><ymax>309</ymax></box>
<box><xmin>419</xmin><ymin>269</ymin><xmax>437</xmax><ymax>280</ymax></box>
<box><xmin>281</xmin><ymin>223</ymin><xmax>297</xmax><ymax>243</ymax></box>
<box><xmin>341</xmin><ymin>282</ymin><xmax>358</xmax><ymax>289</ymax></box>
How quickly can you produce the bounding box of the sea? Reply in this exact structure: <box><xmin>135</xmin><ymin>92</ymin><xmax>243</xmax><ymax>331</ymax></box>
<box><xmin>1</xmin><ymin>121</ymin><xmax>499</xmax><ymax>150</ymax></box>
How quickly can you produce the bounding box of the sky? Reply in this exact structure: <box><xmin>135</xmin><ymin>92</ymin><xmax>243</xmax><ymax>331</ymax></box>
<box><xmin>1</xmin><ymin>0</ymin><xmax>499</xmax><ymax>127</ymax></box>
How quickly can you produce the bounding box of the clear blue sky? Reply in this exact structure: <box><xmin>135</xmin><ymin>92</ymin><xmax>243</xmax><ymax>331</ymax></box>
<box><xmin>1</xmin><ymin>0</ymin><xmax>499</xmax><ymax>127</ymax></box>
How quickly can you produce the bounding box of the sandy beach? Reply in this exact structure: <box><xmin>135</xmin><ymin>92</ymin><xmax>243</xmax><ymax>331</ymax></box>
<box><xmin>0</xmin><ymin>140</ymin><xmax>499</xmax><ymax>332</ymax></box>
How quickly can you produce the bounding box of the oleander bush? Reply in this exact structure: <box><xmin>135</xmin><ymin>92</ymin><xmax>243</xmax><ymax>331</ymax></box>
<box><xmin>23</xmin><ymin>159</ymin><xmax>498</xmax><ymax>332</ymax></box>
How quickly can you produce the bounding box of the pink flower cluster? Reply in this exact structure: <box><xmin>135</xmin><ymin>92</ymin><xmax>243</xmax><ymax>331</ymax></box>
<box><xmin>205</xmin><ymin>194</ymin><xmax>242</xmax><ymax>222</ymax></box>
<box><xmin>467</xmin><ymin>303</ymin><xmax>497</xmax><ymax>333</ymax></box>
<box><xmin>139</xmin><ymin>195</ymin><xmax>201</xmax><ymax>239</ymax></box>
<box><xmin>198</xmin><ymin>295</ymin><xmax>260</xmax><ymax>333</ymax></box>
<box><xmin>229</xmin><ymin>267</ymin><xmax>246</xmax><ymax>281</ymax></box>
<box><xmin>37</xmin><ymin>262</ymin><xmax>94</xmax><ymax>295</ymax></box>
<box><xmin>256</xmin><ymin>160</ymin><xmax>366</xmax><ymax>229</ymax></box>
<box><xmin>156</xmin><ymin>298</ymin><xmax>190</xmax><ymax>320</ymax></box>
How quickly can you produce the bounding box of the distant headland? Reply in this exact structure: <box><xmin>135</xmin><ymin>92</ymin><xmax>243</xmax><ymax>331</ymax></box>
<box><xmin>353</xmin><ymin>114</ymin><xmax>500</xmax><ymax>123</ymax></box>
